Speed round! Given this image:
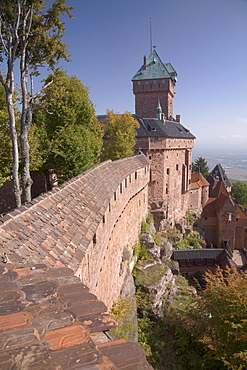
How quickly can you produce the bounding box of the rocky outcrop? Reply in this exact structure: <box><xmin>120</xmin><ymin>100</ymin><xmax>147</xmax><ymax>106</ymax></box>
<box><xmin>135</xmin><ymin>260</ymin><xmax>176</xmax><ymax>316</ymax></box>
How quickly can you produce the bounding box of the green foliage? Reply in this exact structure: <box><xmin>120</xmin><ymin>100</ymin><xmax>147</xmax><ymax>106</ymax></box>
<box><xmin>173</xmin><ymin>230</ymin><xmax>202</xmax><ymax>249</ymax></box>
<box><xmin>186</xmin><ymin>209</ymin><xmax>196</xmax><ymax>225</ymax></box>
<box><xmin>141</xmin><ymin>213</ymin><xmax>153</xmax><ymax>233</ymax></box>
<box><xmin>231</xmin><ymin>181</ymin><xmax>247</xmax><ymax>207</ymax></box>
<box><xmin>31</xmin><ymin>70</ymin><xmax>103</xmax><ymax>181</ymax></box>
<box><xmin>170</xmin><ymin>267</ymin><xmax>247</xmax><ymax>369</ymax></box>
<box><xmin>101</xmin><ymin>110</ymin><xmax>139</xmax><ymax>161</ymax></box>
<box><xmin>110</xmin><ymin>297</ymin><xmax>137</xmax><ymax>342</ymax></box>
<box><xmin>192</xmin><ymin>157</ymin><xmax>210</xmax><ymax>178</ymax></box>
<box><xmin>0</xmin><ymin>0</ymin><xmax>73</xmax><ymax>71</ymax></box>
<box><xmin>133</xmin><ymin>240</ymin><xmax>153</xmax><ymax>262</ymax></box>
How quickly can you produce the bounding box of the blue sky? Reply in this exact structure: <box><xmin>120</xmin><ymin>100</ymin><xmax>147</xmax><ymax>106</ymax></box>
<box><xmin>43</xmin><ymin>0</ymin><xmax>247</xmax><ymax>153</ymax></box>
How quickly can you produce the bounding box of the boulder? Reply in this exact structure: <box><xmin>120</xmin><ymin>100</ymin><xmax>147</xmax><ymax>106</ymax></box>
<box><xmin>141</xmin><ymin>233</ymin><xmax>155</xmax><ymax>249</ymax></box>
<box><xmin>135</xmin><ymin>261</ymin><xmax>175</xmax><ymax>316</ymax></box>
<box><xmin>159</xmin><ymin>238</ymin><xmax>173</xmax><ymax>262</ymax></box>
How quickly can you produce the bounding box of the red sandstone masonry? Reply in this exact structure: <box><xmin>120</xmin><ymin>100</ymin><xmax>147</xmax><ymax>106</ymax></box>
<box><xmin>0</xmin><ymin>154</ymin><xmax>150</xmax><ymax>308</ymax></box>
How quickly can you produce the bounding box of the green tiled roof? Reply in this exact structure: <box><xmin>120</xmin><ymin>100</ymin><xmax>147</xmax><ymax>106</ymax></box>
<box><xmin>132</xmin><ymin>50</ymin><xmax>177</xmax><ymax>82</ymax></box>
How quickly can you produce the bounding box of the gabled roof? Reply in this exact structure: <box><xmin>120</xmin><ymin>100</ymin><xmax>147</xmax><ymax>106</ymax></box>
<box><xmin>207</xmin><ymin>176</ymin><xmax>228</xmax><ymax>198</ymax></box>
<box><xmin>133</xmin><ymin>115</ymin><xmax>195</xmax><ymax>139</ymax></box>
<box><xmin>132</xmin><ymin>50</ymin><xmax>177</xmax><ymax>82</ymax></box>
<box><xmin>210</xmin><ymin>164</ymin><xmax>231</xmax><ymax>188</ymax></box>
<box><xmin>190</xmin><ymin>173</ymin><xmax>210</xmax><ymax>190</ymax></box>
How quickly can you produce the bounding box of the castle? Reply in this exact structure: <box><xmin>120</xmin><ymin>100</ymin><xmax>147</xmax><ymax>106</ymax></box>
<box><xmin>0</xmin><ymin>49</ymin><xmax>246</xmax><ymax>368</ymax></box>
<box><xmin>131</xmin><ymin>49</ymin><xmax>202</xmax><ymax>228</ymax></box>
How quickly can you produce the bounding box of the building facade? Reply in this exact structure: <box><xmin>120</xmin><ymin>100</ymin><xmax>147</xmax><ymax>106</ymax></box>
<box><xmin>195</xmin><ymin>176</ymin><xmax>247</xmax><ymax>250</ymax></box>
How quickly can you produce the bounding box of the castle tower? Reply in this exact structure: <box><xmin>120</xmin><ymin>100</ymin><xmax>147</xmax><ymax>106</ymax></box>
<box><xmin>132</xmin><ymin>49</ymin><xmax>177</xmax><ymax>119</ymax></box>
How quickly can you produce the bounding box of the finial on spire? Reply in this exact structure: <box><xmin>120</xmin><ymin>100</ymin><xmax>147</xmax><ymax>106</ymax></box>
<box><xmin>150</xmin><ymin>18</ymin><xmax>152</xmax><ymax>54</ymax></box>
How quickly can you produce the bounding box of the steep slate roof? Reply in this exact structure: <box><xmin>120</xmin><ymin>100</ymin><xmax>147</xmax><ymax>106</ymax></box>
<box><xmin>173</xmin><ymin>248</ymin><xmax>228</xmax><ymax>260</ymax></box>
<box><xmin>133</xmin><ymin>115</ymin><xmax>195</xmax><ymax>139</ymax></box>
<box><xmin>190</xmin><ymin>173</ymin><xmax>210</xmax><ymax>190</ymax></box>
<box><xmin>210</xmin><ymin>164</ymin><xmax>231</xmax><ymax>189</ymax></box>
<box><xmin>0</xmin><ymin>263</ymin><xmax>152</xmax><ymax>369</ymax></box>
<box><xmin>173</xmin><ymin>248</ymin><xmax>232</xmax><ymax>269</ymax></box>
<box><xmin>207</xmin><ymin>176</ymin><xmax>228</xmax><ymax>198</ymax></box>
<box><xmin>132</xmin><ymin>49</ymin><xmax>177</xmax><ymax>83</ymax></box>
<box><xmin>0</xmin><ymin>154</ymin><xmax>149</xmax><ymax>269</ymax></box>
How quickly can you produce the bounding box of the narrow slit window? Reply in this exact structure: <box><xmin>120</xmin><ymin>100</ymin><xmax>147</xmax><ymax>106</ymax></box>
<box><xmin>93</xmin><ymin>234</ymin><xmax>97</xmax><ymax>244</ymax></box>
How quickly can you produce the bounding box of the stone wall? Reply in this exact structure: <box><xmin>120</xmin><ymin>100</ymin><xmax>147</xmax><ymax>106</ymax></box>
<box><xmin>149</xmin><ymin>146</ymin><xmax>193</xmax><ymax>226</ymax></box>
<box><xmin>133</xmin><ymin>78</ymin><xmax>174</xmax><ymax>118</ymax></box>
<box><xmin>0</xmin><ymin>154</ymin><xmax>150</xmax><ymax>309</ymax></box>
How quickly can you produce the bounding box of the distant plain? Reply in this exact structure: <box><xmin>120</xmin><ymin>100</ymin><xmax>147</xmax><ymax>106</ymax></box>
<box><xmin>193</xmin><ymin>152</ymin><xmax>247</xmax><ymax>183</ymax></box>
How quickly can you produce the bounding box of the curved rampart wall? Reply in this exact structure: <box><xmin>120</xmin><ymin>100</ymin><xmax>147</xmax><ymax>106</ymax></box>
<box><xmin>0</xmin><ymin>154</ymin><xmax>150</xmax><ymax>308</ymax></box>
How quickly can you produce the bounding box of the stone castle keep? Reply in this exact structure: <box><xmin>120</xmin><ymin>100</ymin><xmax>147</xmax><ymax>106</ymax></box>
<box><xmin>132</xmin><ymin>50</ymin><xmax>196</xmax><ymax>228</ymax></box>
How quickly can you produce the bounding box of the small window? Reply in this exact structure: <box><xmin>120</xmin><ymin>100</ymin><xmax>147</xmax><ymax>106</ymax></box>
<box><xmin>146</xmin><ymin>81</ymin><xmax>149</xmax><ymax>85</ymax></box>
<box><xmin>135</xmin><ymin>171</ymin><xmax>138</xmax><ymax>179</ymax></box>
<box><xmin>138</xmin><ymin>81</ymin><xmax>141</xmax><ymax>85</ymax></box>
<box><xmin>176</xmin><ymin>164</ymin><xmax>179</xmax><ymax>170</ymax></box>
<box><xmin>109</xmin><ymin>202</ymin><xmax>111</xmax><ymax>212</ymax></box>
<box><xmin>166</xmin><ymin>184</ymin><xmax>169</xmax><ymax>194</ymax></box>
<box><xmin>103</xmin><ymin>215</ymin><xmax>105</xmax><ymax>224</ymax></box>
<box><xmin>120</xmin><ymin>183</ymin><xmax>123</xmax><ymax>194</ymax></box>
<box><xmin>114</xmin><ymin>192</ymin><xmax>117</xmax><ymax>201</ymax></box>
<box><xmin>125</xmin><ymin>178</ymin><xmax>128</xmax><ymax>187</ymax></box>
<box><xmin>154</xmin><ymin>80</ymin><xmax>157</xmax><ymax>84</ymax></box>
<box><xmin>205</xmin><ymin>217</ymin><xmax>207</xmax><ymax>220</ymax></box>
<box><xmin>93</xmin><ymin>234</ymin><xmax>97</xmax><ymax>244</ymax></box>
<box><xmin>167</xmin><ymin>168</ymin><xmax>170</xmax><ymax>175</ymax></box>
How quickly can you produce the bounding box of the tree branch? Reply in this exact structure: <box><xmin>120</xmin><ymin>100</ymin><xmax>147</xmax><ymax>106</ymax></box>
<box><xmin>31</xmin><ymin>79</ymin><xmax>53</xmax><ymax>100</ymax></box>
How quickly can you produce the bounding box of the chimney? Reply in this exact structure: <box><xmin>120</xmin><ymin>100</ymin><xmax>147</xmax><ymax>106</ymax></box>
<box><xmin>143</xmin><ymin>56</ymin><xmax>147</xmax><ymax>70</ymax></box>
<box><xmin>176</xmin><ymin>114</ymin><xmax>181</xmax><ymax>123</ymax></box>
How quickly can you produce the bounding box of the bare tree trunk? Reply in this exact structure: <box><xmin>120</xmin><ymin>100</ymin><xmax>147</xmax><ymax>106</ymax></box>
<box><xmin>20</xmin><ymin>68</ymin><xmax>33</xmax><ymax>204</ymax></box>
<box><xmin>1</xmin><ymin>69</ymin><xmax>22</xmax><ymax>208</ymax></box>
<box><xmin>6</xmin><ymin>90</ymin><xmax>22</xmax><ymax>208</ymax></box>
